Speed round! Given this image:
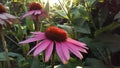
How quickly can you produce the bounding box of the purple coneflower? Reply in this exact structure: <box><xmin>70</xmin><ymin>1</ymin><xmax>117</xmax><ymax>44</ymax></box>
<box><xmin>22</xmin><ymin>2</ymin><xmax>48</xmax><ymax>20</ymax></box>
<box><xmin>19</xmin><ymin>26</ymin><xmax>88</xmax><ymax>64</ymax></box>
<box><xmin>0</xmin><ymin>3</ymin><xmax>18</xmax><ymax>28</ymax></box>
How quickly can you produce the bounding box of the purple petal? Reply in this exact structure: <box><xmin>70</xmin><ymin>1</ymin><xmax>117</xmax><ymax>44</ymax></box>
<box><xmin>27</xmin><ymin>42</ymin><xmax>42</xmax><ymax>55</ymax></box>
<box><xmin>67</xmin><ymin>38</ymin><xmax>88</xmax><ymax>49</ymax></box>
<box><xmin>61</xmin><ymin>42</ymin><xmax>70</xmax><ymax>60</ymax></box>
<box><xmin>33</xmin><ymin>39</ymin><xmax>51</xmax><ymax>56</ymax></box>
<box><xmin>78</xmin><ymin>47</ymin><xmax>88</xmax><ymax>53</ymax></box>
<box><xmin>0</xmin><ymin>14</ymin><xmax>8</xmax><ymax>19</ymax></box>
<box><xmin>56</xmin><ymin>42</ymin><xmax>67</xmax><ymax>64</ymax></box>
<box><xmin>30</xmin><ymin>32</ymin><xmax>44</xmax><ymax>35</ymax></box>
<box><xmin>22</xmin><ymin>11</ymin><xmax>34</xmax><ymax>19</ymax></box>
<box><xmin>65</xmin><ymin>42</ymin><xmax>83</xmax><ymax>59</ymax></box>
<box><xmin>34</xmin><ymin>10</ymin><xmax>41</xmax><ymax>15</ymax></box>
<box><xmin>19</xmin><ymin>33</ymin><xmax>45</xmax><ymax>44</ymax></box>
<box><xmin>66</xmin><ymin>41</ymin><xmax>87</xmax><ymax>53</ymax></box>
<box><xmin>3</xmin><ymin>13</ymin><xmax>17</xmax><ymax>19</ymax></box>
<box><xmin>0</xmin><ymin>19</ymin><xmax>5</xmax><ymax>25</ymax></box>
<box><xmin>45</xmin><ymin>41</ymin><xmax>54</xmax><ymax>62</ymax></box>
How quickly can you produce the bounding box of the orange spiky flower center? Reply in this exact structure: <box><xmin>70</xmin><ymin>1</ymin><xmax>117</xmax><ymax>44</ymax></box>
<box><xmin>0</xmin><ymin>4</ymin><xmax>6</xmax><ymax>14</ymax></box>
<box><xmin>45</xmin><ymin>26</ymin><xmax>68</xmax><ymax>42</ymax></box>
<box><xmin>29</xmin><ymin>2</ymin><xmax>43</xmax><ymax>11</ymax></box>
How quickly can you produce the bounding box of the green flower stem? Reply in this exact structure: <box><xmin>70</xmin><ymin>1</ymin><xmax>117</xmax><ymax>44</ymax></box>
<box><xmin>33</xmin><ymin>56</ymin><xmax>37</xmax><ymax>68</ymax></box>
<box><xmin>0</xmin><ymin>29</ymin><xmax>11</xmax><ymax>68</ymax></box>
<box><xmin>51</xmin><ymin>45</ymin><xmax>55</xmax><ymax>68</ymax></box>
<box><xmin>33</xmin><ymin>20</ymin><xmax>40</xmax><ymax>31</ymax></box>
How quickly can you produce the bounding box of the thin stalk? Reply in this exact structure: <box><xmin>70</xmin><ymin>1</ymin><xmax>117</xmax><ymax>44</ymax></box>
<box><xmin>5</xmin><ymin>35</ymin><xmax>19</xmax><ymax>46</ymax></box>
<box><xmin>0</xmin><ymin>29</ymin><xmax>11</xmax><ymax>68</ymax></box>
<box><xmin>106</xmin><ymin>48</ymin><xmax>113</xmax><ymax>67</ymax></box>
<box><xmin>51</xmin><ymin>45</ymin><xmax>55</xmax><ymax>68</ymax></box>
<box><xmin>33</xmin><ymin>16</ymin><xmax>43</xmax><ymax>68</ymax></box>
<box><xmin>33</xmin><ymin>56</ymin><xmax>38</xmax><ymax>68</ymax></box>
<box><xmin>33</xmin><ymin>15</ymin><xmax>40</xmax><ymax>31</ymax></box>
<box><xmin>33</xmin><ymin>20</ymin><xmax>40</xmax><ymax>31</ymax></box>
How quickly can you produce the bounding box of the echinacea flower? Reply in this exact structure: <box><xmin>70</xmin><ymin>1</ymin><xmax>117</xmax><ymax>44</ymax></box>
<box><xmin>19</xmin><ymin>26</ymin><xmax>88</xmax><ymax>64</ymax></box>
<box><xmin>22</xmin><ymin>2</ymin><xmax>48</xmax><ymax>20</ymax></box>
<box><xmin>0</xmin><ymin>3</ymin><xmax>18</xmax><ymax>27</ymax></box>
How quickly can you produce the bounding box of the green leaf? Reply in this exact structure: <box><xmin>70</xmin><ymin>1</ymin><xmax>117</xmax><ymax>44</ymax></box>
<box><xmin>0</xmin><ymin>52</ymin><xmax>23</xmax><ymax>61</ymax></box>
<box><xmin>21</xmin><ymin>44</ymin><xmax>30</xmax><ymax>55</ymax></box>
<box><xmin>97</xmin><ymin>33</ymin><xmax>120</xmax><ymax>53</ymax></box>
<box><xmin>95</xmin><ymin>22</ymin><xmax>120</xmax><ymax>36</ymax></box>
<box><xmin>98</xmin><ymin>6</ymin><xmax>109</xmax><ymax>27</ymax></box>
<box><xmin>79</xmin><ymin>5</ymin><xmax>89</xmax><ymax>20</ymax></box>
<box><xmin>114</xmin><ymin>11</ymin><xmax>120</xmax><ymax>22</ymax></box>
<box><xmin>83</xmin><ymin>58</ymin><xmax>107</xmax><ymax>68</ymax></box>
<box><xmin>114</xmin><ymin>11</ymin><xmax>120</xmax><ymax>20</ymax></box>
<box><xmin>86</xmin><ymin>0</ymin><xmax>97</xmax><ymax>7</ymax></box>
<box><xmin>8</xmin><ymin>52</ymin><xmax>23</xmax><ymax>58</ymax></box>
<box><xmin>26</xmin><ymin>17</ymin><xmax>34</xmax><ymax>31</ymax></box>
<box><xmin>73</xmin><ymin>20</ymin><xmax>91</xmax><ymax>34</ymax></box>
<box><xmin>44</xmin><ymin>0</ymin><xmax>49</xmax><ymax>12</ymax></box>
<box><xmin>55</xmin><ymin>10</ymin><xmax>68</xmax><ymax>19</ymax></box>
<box><xmin>69</xmin><ymin>7</ymin><xmax>81</xmax><ymax>19</ymax></box>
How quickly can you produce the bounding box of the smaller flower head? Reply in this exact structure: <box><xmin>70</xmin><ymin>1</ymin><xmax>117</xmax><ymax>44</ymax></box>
<box><xmin>0</xmin><ymin>3</ymin><xmax>18</xmax><ymax>28</ymax></box>
<box><xmin>22</xmin><ymin>2</ymin><xmax>48</xmax><ymax>20</ymax></box>
<box><xmin>0</xmin><ymin>3</ymin><xmax>6</xmax><ymax>14</ymax></box>
<box><xmin>19</xmin><ymin>26</ymin><xmax>88</xmax><ymax>64</ymax></box>
<box><xmin>29</xmin><ymin>2</ymin><xmax>43</xmax><ymax>11</ymax></box>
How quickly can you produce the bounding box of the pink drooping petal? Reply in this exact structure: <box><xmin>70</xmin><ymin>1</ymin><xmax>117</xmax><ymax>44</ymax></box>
<box><xmin>3</xmin><ymin>13</ymin><xmax>17</xmax><ymax>19</ymax></box>
<box><xmin>45</xmin><ymin>41</ymin><xmax>54</xmax><ymax>62</ymax></box>
<box><xmin>34</xmin><ymin>10</ymin><xmax>41</xmax><ymax>15</ymax></box>
<box><xmin>56</xmin><ymin>42</ymin><xmax>67</xmax><ymax>64</ymax></box>
<box><xmin>22</xmin><ymin>11</ymin><xmax>34</xmax><ymax>19</ymax></box>
<box><xmin>65</xmin><ymin>42</ymin><xmax>83</xmax><ymax>59</ymax></box>
<box><xmin>67</xmin><ymin>38</ymin><xmax>88</xmax><ymax>49</ymax></box>
<box><xmin>78</xmin><ymin>47</ymin><xmax>88</xmax><ymax>53</ymax></box>
<box><xmin>33</xmin><ymin>39</ymin><xmax>51</xmax><ymax>56</ymax></box>
<box><xmin>61</xmin><ymin>42</ymin><xmax>70</xmax><ymax>60</ymax></box>
<box><xmin>0</xmin><ymin>14</ymin><xmax>8</xmax><ymax>19</ymax></box>
<box><xmin>27</xmin><ymin>39</ymin><xmax>47</xmax><ymax>55</ymax></box>
<box><xmin>66</xmin><ymin>41</ymin><xmax>87</xmax><ymax>53</ymax></box>
<box><xmin>19</xmin><ymin>33</ymin><xmax>45</xmax><ymax>44</ymax></box>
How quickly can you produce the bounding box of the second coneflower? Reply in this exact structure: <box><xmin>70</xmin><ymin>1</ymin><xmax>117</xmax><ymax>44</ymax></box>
<box><xmin>19</xmin><ymin>26</ymin><xmax>88</xmax><ymax>64</ymax></box>
<box><xmin>0</xmin><ymin>3</ymin><xmax>18</xmax><ymax>28</ymax></box>
<box><xmin>22</xmin><ymin>2</ymin><xmax>48</xmax><ymax>20</ymax></box>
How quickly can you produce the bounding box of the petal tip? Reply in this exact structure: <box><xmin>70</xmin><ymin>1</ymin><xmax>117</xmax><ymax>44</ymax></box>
<box><xmin>63</xmin><ymin>61</ymin><xmax>68</xmax><ymax>64</ymax></box>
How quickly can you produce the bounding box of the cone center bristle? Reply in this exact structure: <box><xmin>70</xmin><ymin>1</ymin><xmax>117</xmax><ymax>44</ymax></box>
<box><xmin>45</xmin><ymin>26</ymin><xmax>68</xmax><ymax>42</ymax></box>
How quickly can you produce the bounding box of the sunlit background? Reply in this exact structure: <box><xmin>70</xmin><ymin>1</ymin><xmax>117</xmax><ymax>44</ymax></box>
<box><xmin>43</xmin><ymin>0</ymin><xmax>63</xmax><ymax>6</ymax></box>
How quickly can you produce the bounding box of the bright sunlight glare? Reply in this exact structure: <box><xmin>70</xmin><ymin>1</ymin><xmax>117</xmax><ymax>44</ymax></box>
<box><xmin>44</xmin><ymin>0</ymin><xmax>63</xmax><ymax>6</ymax></box>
